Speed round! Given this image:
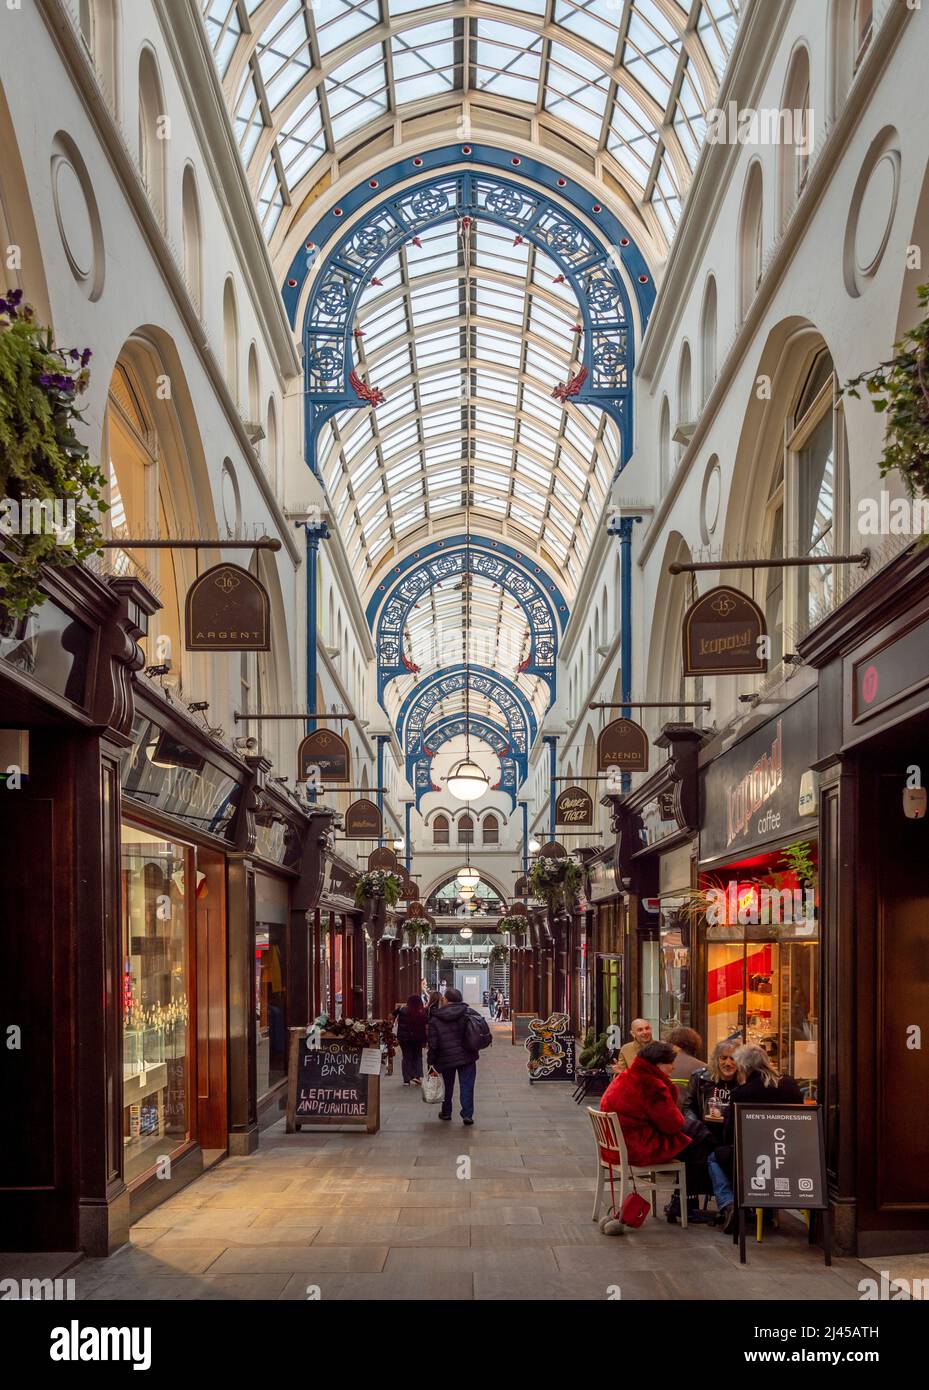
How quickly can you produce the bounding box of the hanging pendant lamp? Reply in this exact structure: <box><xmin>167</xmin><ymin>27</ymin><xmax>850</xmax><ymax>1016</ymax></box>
<box><xmin>446</xmin><ymin>211</ymin><xmax>490</xmax><ymax>806</ymax></box>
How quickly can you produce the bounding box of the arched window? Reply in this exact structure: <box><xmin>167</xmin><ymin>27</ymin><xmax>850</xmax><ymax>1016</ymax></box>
<box><xmin>778</xmin><ymin>47</ymin><xmax>812</xmax><ymax>230</ymax></box>
<box><xmin>482</xmin><ymin>814</ymin><xmax>499</xmax><ymax>845</ymax></box>
<box><xmin>739</xmin><ymin>163</ymin><xmax>764</xmax><ymax>321</ymax></box>
<box><xmin>658</xmin><ymin>395</ymin><xmax>671</xmax><ymax>492</ymax></box>
<box><xmin>433</xmin><ymin>815</ymin><xmax>449</xmax><ymax>846</ymax></box>
<box><xmin>676</xmin><ymin>343</ymin><xmax>692</xmax><ymax>465</ymax></box>
<box><xmin>222</xmin><ymin>277</ymin><xmax>239</xmax><ymax>401</ymax></box>
<box><xmin>138</xmin><ymin>49</ymin><xmax>167</xmax><ymax>228</ymax></box>
<box><xmin>247</xmin><ymin>343</ymin><xmax>260</xmax><ymax>426</ymax></box>
<box><xmin>700</xmin><ymin>277</ymin><xmax>717</xmax><ymax>404</ymax></box>
<box><xmin>181</xmin><ymin>165</ymin><xmax>202</xmax><ymax>311</ymax></box>
<box><xmin>458</xmin><ymin>815</ymin><xmax>474</xmax><ymax>845</ymax></box>
<box><xmin>78</xmin><ymin>1</ymin><xmax>120</xmax><ymax>114</ymax></box>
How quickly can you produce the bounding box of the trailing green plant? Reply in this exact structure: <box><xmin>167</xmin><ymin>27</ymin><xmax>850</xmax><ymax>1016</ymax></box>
<box><xmin>775</xmin><ymin>840</ymin><xmax>817</xmax><ymax>889</ymax></box>
<box><xmin>355</xmin><ymin>869</ymin><xmax>403</xmax><ymax>908</ymax></box>
<box><xmin>843</xmin><ymin>283</ymin><xmax>929</xmax><ymax>505</ymax></box>
<box><xmin>0</xmin><ymin>290</ymin><xmax>107</xmax><ymax>617</ymax></box>
<box><xmin>528</xmin><ymin>855</ymin><xmax>583</xmax><ymax>910</ymax></box>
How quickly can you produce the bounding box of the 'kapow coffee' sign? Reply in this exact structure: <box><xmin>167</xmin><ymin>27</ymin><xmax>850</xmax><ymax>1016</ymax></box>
<box><xmin>682</xmin><ymin>585</ymin><xmax>766</xmax><ymax>677</ymax></box>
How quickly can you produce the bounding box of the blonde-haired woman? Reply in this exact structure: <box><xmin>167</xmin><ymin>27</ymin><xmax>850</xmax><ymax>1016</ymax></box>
<box><xmin>710</xmin><ymin>1044</ymin><xmax>804</xmax><ymax>1232</ymax></box>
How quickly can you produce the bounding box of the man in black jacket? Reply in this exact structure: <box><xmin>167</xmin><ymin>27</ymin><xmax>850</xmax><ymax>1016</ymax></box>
<box><xmin>426</xmin><ymin>988</ymin><xmax>486</xmax><ymax>1124</ymax></box>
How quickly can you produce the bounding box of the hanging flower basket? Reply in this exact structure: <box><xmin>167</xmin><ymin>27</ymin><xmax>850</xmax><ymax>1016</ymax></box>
<box><xmin>499</xmin><ymin>914</ymin><xmax>528</xmax><ymax>942</ymax></box>
<box><xmin>0</xmin><ymin>290</ymin><xmax>107</xmax><ymax>619</ymax></box>
<box><xmin>528</xmin><ymin>856</ymin><xmax>583</xmax><ymax>912</ymax></box>
<box><xmin>424</xmin><ymin>945</ymin><xmax>443</xmax><ymax>964</ymax></box>
<box><xmin>403</xmin><ymin>917</ymin><xmax>432</xmax><ymax>945</ymax></box>
<box><xmin>489</xmin><ymin>943</ymin><xmax>509</xmax><ymax>964</ymax></box>
<box><xmin>355</xmin><ymin>869</ymin><xmax>404</xmax><ymax>910</ymax></box>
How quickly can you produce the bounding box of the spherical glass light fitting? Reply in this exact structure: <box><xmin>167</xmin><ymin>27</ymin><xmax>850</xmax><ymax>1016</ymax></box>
<box><xmin>446</xmin><ymin>757</ymin><xmax>489</xmax><ymax>801</ymax></box>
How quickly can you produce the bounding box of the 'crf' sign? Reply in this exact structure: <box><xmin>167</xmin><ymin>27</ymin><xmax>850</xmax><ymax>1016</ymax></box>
<box><xmin>185</xmin><ymin>563</ymin><xmax>270</xmax><ymax>651</ymax></box>
<box><xmin>734</xmin><ymin>1104</ymin><xmax>826</xmax><ymax>1210</ymax></box>
<box><xmin>555</xmin><ymin>786</ymin><xmax>593</xmax><ymax>826</ymax></box>
<box><xmin>682</xmin><ymin>585</ymin><xmax>766</xmax><ymax>677</ymax></box>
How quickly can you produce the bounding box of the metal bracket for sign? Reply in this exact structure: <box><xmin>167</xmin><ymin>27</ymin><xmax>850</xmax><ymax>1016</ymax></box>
<box><xmin>233</xmin><ymin>711</ymin><xmax>356</xmax><ymax>723</ymax></box>
<box><xmin>589</xmin><ymin>701</ymin><xmax>712</xmax><ymax>710</ymax></box>
<box><xmin>668</xmin><ymin>552</ymin><xmax>870</xmax><ymax>574</ymax></box>
<box><xmin>100</xmin><ymin>537</ymin><xmax>282</xmax><ymax>551</ymax></box>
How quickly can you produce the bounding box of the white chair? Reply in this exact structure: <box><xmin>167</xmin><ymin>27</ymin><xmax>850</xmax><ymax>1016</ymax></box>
<box><xmin>586</xmin><ymin>1107</ymin><xmax>689</xmax><ymax>1228</ymax></box>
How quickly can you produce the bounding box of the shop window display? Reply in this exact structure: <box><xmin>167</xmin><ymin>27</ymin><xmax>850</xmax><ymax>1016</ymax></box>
<box><xmin>255</xmin><ymin>873</ymin><xmax>288</xmax><ymax>1098</ymax></box>
<box><xmin>121</xmin><ymin>825</ymin><xmax>191</xmax><ymax>1183</ymax></box>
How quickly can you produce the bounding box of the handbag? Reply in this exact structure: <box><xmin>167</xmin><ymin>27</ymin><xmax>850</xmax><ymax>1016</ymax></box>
<box><xmin>619</xmin><ymin>1179</ymin><xmax>651</xmax><ymax>1229</ymax></box>
<box><xmin>421</xmin><ymin>1068</ymin><xmax>444</xmax><ymax>1104</ymax></box>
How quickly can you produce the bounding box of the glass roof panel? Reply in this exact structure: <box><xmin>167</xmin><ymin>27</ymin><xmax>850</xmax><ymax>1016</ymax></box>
<box><xmin>206</xmin><ymin>1</ymin><xmax>742</xmax><ymax>247</ymax></box>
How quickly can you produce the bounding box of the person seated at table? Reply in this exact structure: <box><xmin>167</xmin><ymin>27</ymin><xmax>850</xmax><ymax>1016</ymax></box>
<box><xmin>614</xmin><ymin>1018</ymin><xmax>653</xmax><ymax>1071</ymax></box>
<box><xmin>683</xmin><ymin>1040</ymin><xmax>739</xmax><ymax>1129</ymax></box>
<box><xmin>668</xmin><ymin>1026</ymin><xmax>707</xmax><ymax>1098</ymax></box>
<box><xmin>599</xmin><ymin>1041</ymin><xmax>716</xmax><ymax>1230</ymax></box>
<box><xmin>709</xmin><ymin>1044</ymin><xmax>804</xmax><ymax>1233</ymax></box>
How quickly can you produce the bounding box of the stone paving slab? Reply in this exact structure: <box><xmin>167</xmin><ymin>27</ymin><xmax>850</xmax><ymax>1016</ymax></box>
<box><xmin>50</xmin><ymin>1019</ymin><xmax>875</xmax><ymax>1302</ymax></box>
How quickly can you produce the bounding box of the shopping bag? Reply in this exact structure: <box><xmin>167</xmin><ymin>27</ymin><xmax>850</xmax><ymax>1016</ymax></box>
<box><xmin>421</xmin><ymin>1068</ymin><xmax>444</xmax><ymax>1104</ymax></box>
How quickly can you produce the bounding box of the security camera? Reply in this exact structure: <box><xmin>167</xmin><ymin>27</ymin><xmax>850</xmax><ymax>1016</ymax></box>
<box><xmin>903</xmin><ymin>786</ymin><xmax>927</xmax><ymax>819</ymax></box>
<box><xmin>234</xmin><ymin>736</ymin><xmax>259</xmax><ymax>752</ymax></box>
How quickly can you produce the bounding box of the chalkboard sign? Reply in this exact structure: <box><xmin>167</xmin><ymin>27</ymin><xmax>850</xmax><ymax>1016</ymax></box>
<box><xmin>733</xmin><ymin>1102</ymin><xmax>830</xmax><ymax>1265</ymax></box>
<box><xmin>511</xmin><ymin>1012</ymin><xmax>536</xmax><ymax>1046</ymax></box>
<box><xmin>285</xmin><ymin>1028</ymin><xmax>380</xmax><ymax>1133</ymax></box>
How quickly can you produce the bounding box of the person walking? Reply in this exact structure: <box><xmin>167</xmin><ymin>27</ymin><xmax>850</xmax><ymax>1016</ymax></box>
<box><xmin>425</xmin><ymin>989</ymin><xmax>443</xmax><ymax>1023</ymax></box>
<box><xmin>426</xmin><ymin>987</ymin><xmax>491</xmax><ymax>1125</ymax></box>
<box><xmin>395</xmin><ymin>993</ymin><xmax>428</xmax><ymax>1086</ymax></box>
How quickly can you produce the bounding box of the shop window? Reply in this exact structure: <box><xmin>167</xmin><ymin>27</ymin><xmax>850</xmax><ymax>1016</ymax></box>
<box><xmin>482</xmin><ymin>814</ymin><xmax>499</xmax><ymax>845</ymax></box>
<box><xmin>659</xmin><ymin>906</ymin><xmax>690</xmax><ymax>1036</ymax></box>
<box><xmin>458</xmin><ymin>815</ymin><xmax>474</xmax><ymax>845</ymax></box>
<box><xmin>255</xmin><ymin>872</ymin><xmax>288</xmax><ymax>1095</ymax></box>
<box><xmin>121</xmin><ymin>824</ymin><xmax>191</xmax><ymax>1184</ymax></box>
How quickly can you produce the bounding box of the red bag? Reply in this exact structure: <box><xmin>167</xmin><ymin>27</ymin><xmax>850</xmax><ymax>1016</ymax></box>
<box><xmin>620</xmin><ymin>1187</ymin><xmax>651</xmax><ymax>1228</ymax></box>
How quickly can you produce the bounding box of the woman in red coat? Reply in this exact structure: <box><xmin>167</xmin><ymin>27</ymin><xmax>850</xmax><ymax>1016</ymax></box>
<box><xmin>600</xmin><ymin>1040</ymin><xmax>691</xmax><ymax>1166</ymax></box>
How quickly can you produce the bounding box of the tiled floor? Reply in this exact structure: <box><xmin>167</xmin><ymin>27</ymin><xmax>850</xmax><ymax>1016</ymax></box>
<box><xmin>61</xmin><ymin>1024</ymin><xmax>876</xmax><ymax>1300</ymax></box>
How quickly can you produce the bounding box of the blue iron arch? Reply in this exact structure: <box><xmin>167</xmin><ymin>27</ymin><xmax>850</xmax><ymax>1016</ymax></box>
<box><xmin>290</xmin><ymin>147</ymin><xmax>656</xmax><ymax>462</ymax></box>
<box><xmin>409</xmin><ymin>714</ymin><xmax>520</xmax><ymax>812</ymax></box>
<box><xmin>370</xmin><ymin>536</ymin><xmax>568</xmax><ymax>703</ymax></box>
<box><xmin>397</xmin><ymin>664</ymin><xmax>537</xmax><ymax>763</ymax></box>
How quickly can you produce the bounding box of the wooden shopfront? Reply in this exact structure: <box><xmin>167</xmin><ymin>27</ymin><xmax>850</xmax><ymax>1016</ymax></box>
<box><xmin>696</xmin><ymin>681</ymin><xmax>820</xmax><ymax>1095</ymax></box>
<box><xmin>799</xmin><ymin>543</ymin><xmax>929</xmax><ymax>1255</ymax></box>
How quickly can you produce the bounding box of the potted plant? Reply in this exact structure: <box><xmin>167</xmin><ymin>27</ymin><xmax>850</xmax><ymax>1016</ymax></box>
<box><xmin>0</xmin><ymin>290</ymin><xmax>107</xmax><ymax>621</ymax></box>
<box><xmin>844</xmin><ymin>284</ymin><xmax>929</xmax><ymax>515</ymax></box>
<box><xmin>355</xmin><ymin>869</ymin><xmax>404</xmax><ymax>940</ymax></box>
<box><xmin>489</xmin><ymin>943</ymin><xmax>509</xmax><ymax>965</ymax></box>
<box><xmin>528</xmin><ymin>856</ymin><xmax>583</xmax><ymax>914</ymax></box>
<box><xmin>402</xmin><ymin>916</ymin><xmax>431</xmax><ymax>947</ymax></box>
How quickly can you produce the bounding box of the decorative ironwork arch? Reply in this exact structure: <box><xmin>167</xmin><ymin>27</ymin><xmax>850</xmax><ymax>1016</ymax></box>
<box><xmin>293</xmin><ymin>151</ymin><xmax>654</xmax><ymax>458</ymax></box>
<box><xmin>398</xmin><ymin>663</ymin><xmax>536</xmax><ymax>761</ymax></box>
<box><xmin>406</xmin><ymin>713</ymin><xmax>523</xmax><ymax>811</ymax></box>
<box><xmin>371</xmin><ymin>536</ymin><xmax>567</xmax><ymax>703</ymax></box>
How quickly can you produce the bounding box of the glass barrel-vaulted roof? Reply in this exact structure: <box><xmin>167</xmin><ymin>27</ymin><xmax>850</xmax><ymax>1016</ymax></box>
<box><xmin>201</xmin><ymin>0</ymin><xmax>742</xmax><ymax>249</ymax></box>
<box><xmin>317</xmin><ymin>217</ymin><xmax>620</xmax><ymax>600</ymax></box>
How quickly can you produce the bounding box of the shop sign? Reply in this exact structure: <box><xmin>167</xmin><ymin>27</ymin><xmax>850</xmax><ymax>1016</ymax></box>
<box><xmin>539</xmin><ymin>840</ymin><xmax>567</xmax><ymax>858</ymax></box>
<box><xmin>285</xmin><ymin>1029</ymin><xmax>379</xmax><ymax>1134</ymax></box>
<box><xmin>367</xmin><ymin>846</ymin><xmax>398</xmax><ymax>870</ymax></box>
<box><xmin>297</xmin><ymin>728</ymin><xmax>351</xmax><ymax>783</ymax></box>
<box><xmin>700</xmin><ymin>689</ymin><xmax>818</xmax><ymax>863</ymax></box>
<box><xmin>323</xmin><ymin>855</ymin><xmax>359</xmax><ymax>903</ymax></box>
<box><xmin>514</xmin><ymin>875</ymin><xmax>531</xmax><ymax>897</ymax></box>
<box><xmin>185</xmin><ymin>563</ymin><xmax>270</xmax><ymax>651</ymax></box>
<box><xmin>555</xmin><ymin>786</ymin><xmax>593</xmax><ymax>826</ymax></box>
<box><xmin>508</xmin><ymin>901</ymin><xmax>529</xmax><ymax>917</ymax></box>
<box><xmin>343</xmin><ymin>798</ymin><xmax>383</xmax><ymax>839</ymax></box>
<box><xmin>404</xmin><ymin>877</ymin><xmax>420</xmax><ymax>901</ymax></box>
<box><xmin>597</xmin><ymin>717</ymin><xmax>649</xmax><ymax>773</ymax></box>
<box><xmin>682</xmin><ymin>585</ymin><xmax>766</xmax><ymax>677</ymax></box>
<box><xmin>852</xmin><ymin>613</ymin><xmax>929</xmax><ymax>725</ymax></box>
<box><xmin>121</xmin><ymin>715</ymin><xmax>241</xmax><ymax>841</ymax></box>
<box><xmin>734</xmin><ymin>1105</ymin><xmax>827</xmax><ymax>1212</ymax></box>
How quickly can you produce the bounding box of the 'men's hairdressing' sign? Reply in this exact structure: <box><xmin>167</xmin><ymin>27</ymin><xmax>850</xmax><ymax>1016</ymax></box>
<box><xmin>699</xmin><ymin>688</ymin><xmax>817</xmax><ymax>863</ymax></box>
